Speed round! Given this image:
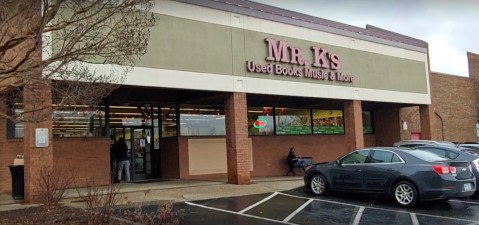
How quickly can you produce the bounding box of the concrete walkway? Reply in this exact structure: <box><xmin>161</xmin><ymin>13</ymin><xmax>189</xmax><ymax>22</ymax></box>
<box><xmin>0</xmin><ymin>176</ymin><xmax>304</xmax><ymax>211</ymax></box>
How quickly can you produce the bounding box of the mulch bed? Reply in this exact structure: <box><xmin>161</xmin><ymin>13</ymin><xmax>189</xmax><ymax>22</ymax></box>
<box><xmin>0</xmin><ymin>205</ymin><xmax>130</xmax><ymax>225</ymax></box>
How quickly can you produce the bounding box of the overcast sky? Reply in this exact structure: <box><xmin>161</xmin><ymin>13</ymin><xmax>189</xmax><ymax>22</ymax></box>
<box><xmin>252</xmin><ymin>0</ymin><xmax>479</xmax><ymax>77</ymax></box>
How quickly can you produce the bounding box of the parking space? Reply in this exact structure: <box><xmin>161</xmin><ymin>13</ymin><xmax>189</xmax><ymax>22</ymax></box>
<box><xmin>178</xmin><ymin>190</ymin><xmax>479</xmax><ymax>225</ymax></box>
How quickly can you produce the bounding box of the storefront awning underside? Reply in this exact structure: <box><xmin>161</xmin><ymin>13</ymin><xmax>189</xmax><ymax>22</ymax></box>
<box><xmin>103</xmin><ymin>85</ymin><xmax>419</xmax><ymax>110</ymax></box>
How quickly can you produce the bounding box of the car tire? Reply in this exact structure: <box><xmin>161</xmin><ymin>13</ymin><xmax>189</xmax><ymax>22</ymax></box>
<box><xmin>310</xmin><ymin>174</ymin><xmax>328</xmax><ymax>196</ymax></box>
<box><xmin>394</xmin><ymin>181</ymin><xmax>418</xmax><ymax>207</ymax></box>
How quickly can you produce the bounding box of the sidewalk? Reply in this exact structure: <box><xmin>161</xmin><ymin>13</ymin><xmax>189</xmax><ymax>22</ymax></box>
<box><xmin>0</xmin><ymin>176</ymin><xmax>304</xmax><ymax>211</ymax></box>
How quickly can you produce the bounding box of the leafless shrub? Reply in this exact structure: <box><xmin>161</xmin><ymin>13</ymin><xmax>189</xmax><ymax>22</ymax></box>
<box><xmin>122</xmin><ymin>190</ymin><xmax>184</xmax><ymax>225</ymax></box>
<box><xmin>73</xmin><ymin>176</ymin><xmax>122</xmax><ymax>225</ymax></box>
<box><xmin>36</xmin><ymin>166</ymin><xmax>74</xmax><ymax>207</ymax></box>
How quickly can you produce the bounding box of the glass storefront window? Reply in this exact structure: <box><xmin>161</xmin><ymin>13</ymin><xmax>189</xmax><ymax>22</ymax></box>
<box><xmin>363</xmin><ymin>111</ymin><xmax>374</xmax><ymax>134</ymax></box>
<box><xmin>312</xmin><ymin>109</ymin><xmax>345</xmax><ymax>134</ymax></box>
<box><xmin>53</xmin><ymin>105</ymin><xmax>105</xmax><ymax>137</ymax></box>
<box><xmin>8</xmin><ymin>106</ymin><xmax>24</xmax><ymax>139</ymax></box>
<box><xmin>180</xmin><ymin>105</ymin><xmax>225</xmax><ymax>136</ymax></box>
<box><xmin>247</xmin><ymin>107</ymin><xmax>274</xmax><ymax>135</ymax></box>
<box><xmin>109</xmin><ymin>105</ymin><xmax>154</xmax><ymax>128</ymax></box>
<box><xmin>275</xmin><ymin>108</ymin><xmax>312</xmax><ymax>135</ymax></box>
<box><xmin>7</xmin><ymin>103</ymin><xmax>107</xmax><ymax>138</ymax></box>
<box><xmin>161</xmin><ymin>105</ymin><xmax>177</xmax><ymax>137</ymax></box>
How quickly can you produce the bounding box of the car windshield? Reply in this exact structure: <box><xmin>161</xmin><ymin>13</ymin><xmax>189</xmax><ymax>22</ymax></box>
<box><xmin>405</xmin><ymin>150</ymin><xmax>448</xmax><ymax>162</ymax></box>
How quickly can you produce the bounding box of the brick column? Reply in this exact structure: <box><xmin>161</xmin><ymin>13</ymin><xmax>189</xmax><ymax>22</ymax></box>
<box><xmin>344</xmin><ymin>100</ymin><xmax>364</xmax><ymax>151</ymax></box>
<box><xmin>419</xmin><ymin>104</ymin><xmax>436</xmax><ymax>140</ymax></box>
<box><xmin>224</xmin><ymin>92</ymin><xmax>250</xmax><ymax>185</ymax></box>
<box><xmin>23</xmin><ymin>80</ymin><xmax>53</xmax><ymax>203</ymax></box>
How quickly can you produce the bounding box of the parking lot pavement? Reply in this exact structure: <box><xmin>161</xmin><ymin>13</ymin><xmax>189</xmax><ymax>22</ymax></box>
<box><xmin>170</xmin><ymin>188</ymin><xmax>479</xmax><ymax>225</ymax></box>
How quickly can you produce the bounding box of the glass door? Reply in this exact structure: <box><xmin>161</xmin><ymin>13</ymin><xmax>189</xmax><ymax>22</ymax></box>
<box><xmin>131</xmin><ymin>128</ymin><xmax>152</xmax><ymax>180</ymax></box>
<box><xmin>111</xmin><ymin>127</ymin><xmax>160</xmax><ymax>181</ymax></box>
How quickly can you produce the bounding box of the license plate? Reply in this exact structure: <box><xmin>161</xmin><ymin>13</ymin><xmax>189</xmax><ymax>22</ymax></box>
<box><xmin>464</xmin><ymin>183</ymin><xmax>472</xmax><ymax>191</ymax></box>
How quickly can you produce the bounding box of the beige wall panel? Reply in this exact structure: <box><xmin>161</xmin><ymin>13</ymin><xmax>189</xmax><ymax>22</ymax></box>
<box><xmin>153</xmin><ymin>0</ymin><xmax>427</xmax><ymax>61</ymax></box>
<box><xmin>188</xmin><ymin>138</ymin><xmax>253</xmax><ymax>175</ymax></box>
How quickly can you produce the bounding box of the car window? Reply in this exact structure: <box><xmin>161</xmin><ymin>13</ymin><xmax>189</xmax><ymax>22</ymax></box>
<box><xmin>391</xmin><ymin>154</ymin><xmax>402</xmax><ymax>163</ymax></box>
<box><xmin>340</xmin><ymin>150</ymin><xmax>370</xmax><ymax>164</ymax></box>
<box><xmin>417</xmin><ymin>147</ymin><xmax>460</xmax><ymax>159</ymax></box>
<box><xmin>425</xmin><ymin>148</ymin><xmax>447</xmax><ymax>157</ymax></box>
<box><xmin>369</xmin><ymin>150</ymin><xmax>397</xmax><ymax>163</ymax></box>
<box><xmin>406</xmin><ymin>150</ymin><xmax>448</xmax><ymax>162</ymax></box>
<box><xmin>445</xmin><ymin>150</ymin><xmax>460</xmax><ymax>159</ymax></box>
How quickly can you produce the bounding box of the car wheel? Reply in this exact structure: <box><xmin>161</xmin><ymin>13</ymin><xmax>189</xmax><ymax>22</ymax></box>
<box><xmin>310</xmin><ymin>174</ymin><xmax>327</xmax><ymax>196</ymax></box>
<box><xmin>394</xmin><ymin>181</ymin><xmax>418</xmax><ymax>207</ymax></box>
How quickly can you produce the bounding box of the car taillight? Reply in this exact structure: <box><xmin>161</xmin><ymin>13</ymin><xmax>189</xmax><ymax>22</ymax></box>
<box><xmin>432</xmin><ymin>165</ymin><xmax>457</xmax><ymax>174</ymax></box>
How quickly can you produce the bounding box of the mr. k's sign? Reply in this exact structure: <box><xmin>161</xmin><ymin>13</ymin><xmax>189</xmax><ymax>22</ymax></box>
<box><xmin>246</xmin><ymin>38</ymin><xmax>355</xmax><ymax>83</ymax></box>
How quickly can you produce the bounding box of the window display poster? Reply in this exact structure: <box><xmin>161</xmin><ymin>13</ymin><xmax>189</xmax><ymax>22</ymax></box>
<box><xmin>312</xmin><ymin>110</ymin><xmax>345</xmax><ymax>134</ymax></box>
<box><xmin>275</xmin><ymin>109</ymin><xmax>312</xmax><ymax>135</ymax></box>
<box><xmin>249</xmin><ymin>116</ymin><xmax>274</xmax><ymax>135</ymax></box>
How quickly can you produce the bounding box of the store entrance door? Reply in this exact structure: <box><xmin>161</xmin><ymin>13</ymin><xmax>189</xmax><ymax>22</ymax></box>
<box><xmin>131</xmin><ymin>128</ymin><xmax>152</xmax><ymax>180</ymax></box>
<box><xmin>112</xmin><ymin>127</ymin><xmax>160</xmax><ymax>181</ymax></box>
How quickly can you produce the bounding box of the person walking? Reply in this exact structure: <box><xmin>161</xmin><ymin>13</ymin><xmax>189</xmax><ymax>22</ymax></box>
<box><xmin>116</xmin><ymin>137</ymin><xmax>131</xmax><ymax>183</ymax></box>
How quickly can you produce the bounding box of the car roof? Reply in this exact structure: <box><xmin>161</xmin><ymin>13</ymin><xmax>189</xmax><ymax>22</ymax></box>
<box><xmin>355</xmin><ymin>146</ymin><xmax>413</xmax><ymax>153</ymax></box>
<box><xmin>354</xmin><ymin>147</ymin><xmax>451</xmax><ymax>162</ymax></box>
<box><xmin>413</xmin><ymin>145</ymin><xmax>479</xmax><ymax>158</ymax></box>
<box><xmin>393</xmin><ymin>140</ymin><xmax>455</xmax><ymax>147</ymax></box>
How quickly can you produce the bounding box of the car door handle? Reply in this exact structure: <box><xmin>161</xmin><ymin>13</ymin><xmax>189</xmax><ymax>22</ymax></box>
<box><xmin>355</xmin><ymin>169</ymin><xmax>363</xmax><ymax>172</ymax></box>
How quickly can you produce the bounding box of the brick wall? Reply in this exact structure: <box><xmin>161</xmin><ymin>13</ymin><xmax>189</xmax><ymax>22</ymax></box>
<box><xmin>176</xmin><ymin>135</ymin><xmax>351</xmax><ymax>178</ymax></box>
<box><xmin>0</xmin><ymin>140</ymin><xmax>24</xmax><ymax>194</ymax></box>
<box><xmin>400</xmin><ymin>72</ymin><xmax>478</xmax><ymax>142</ymax></box>
<box><xmin>0</xmin><ymin>136</ymin><xmax>110</xmax><ymax>194</ymax></box>
<box><xmin>53</xmin><ymin>138</ymin><xmax>110</xmax><ymax>188</ymax></box>
<box><xmin>161</xmin><ymin>136</ymin><xmax>180</xmax><ymax>179</ymax></box>
<box><xmin>469</xmin><ymin>52</ymin><xmax>479</xmax><ymax>119</ymax></box>
<box><xmin>374</xmin><ymin>108</ymin><xmax>401</xmax><ymax>146</ymax></box>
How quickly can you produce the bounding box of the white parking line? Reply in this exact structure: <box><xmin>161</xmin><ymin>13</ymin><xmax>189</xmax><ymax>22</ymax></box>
<box><xmin>238</xmin><ymin>192</ymin><xmax>279</xmax><ymax>214</ymax></box>
<box><xmin>185</xmin><ymin>201</ymin><xmax>298</xmax><ymax>225</ymax></box>
<box><xmin>278</xmin><ymin>192</ymin><xmax>479</xmax><ymax>224</ymax></box>
<box><xmin>352</xmin><ymin>206</ymin><xmax>365</xmax><ymax>225</ymax></box>
<box><xmin>279</xmin><ymin>192</ymin><xmax>359</xmax><ymax>207</ymax></box>
<box><xmin>283</xmin><ymin>199</ymin><xmax>314</xmax><ymax>223</ymax></box>
<box><xmin>449</xmin><ymin>199</ymin><xmax>479</xmax><ymax>205</ymax></box>
<box><xmin>410</xmin><ymin>213</ymin><xmax>420</xmax><ymax>225</ymax></box>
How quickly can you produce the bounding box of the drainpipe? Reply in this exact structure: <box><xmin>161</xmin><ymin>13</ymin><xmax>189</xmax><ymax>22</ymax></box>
<box><xmin>434</xmin><ymin>112</ymin><xmax>445</xmax><ymax>140</ymax></box>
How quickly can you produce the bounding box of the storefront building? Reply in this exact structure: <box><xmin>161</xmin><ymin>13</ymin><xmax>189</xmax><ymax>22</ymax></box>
<box><xmin>1</xmin><ymin>0</ymin><xmax>441</xmax><ymax>202</ymax></box>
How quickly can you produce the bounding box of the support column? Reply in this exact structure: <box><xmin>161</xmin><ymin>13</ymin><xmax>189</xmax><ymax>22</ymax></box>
<box><xmin>224</xmin><ymin>92</ymin><xmax>250</xmax><ymax>185</ymax></box>
<box><xmin>23</xmin><ymin>80</ymin><xmax>53</xmax><ymax>203</ymax></box>
<box><xmin>419</xmin><ymin>104</ymin><xmax>436</xmax><ymax>140</ymax></box>
<box><xmin>344</xmin><ymin>100</ymin><xmax>364</xmax><ymax>150</ymax></box>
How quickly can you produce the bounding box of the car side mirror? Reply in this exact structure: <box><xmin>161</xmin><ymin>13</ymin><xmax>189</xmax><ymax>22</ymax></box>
<box><xmin>336</xmin><ymin>160</ymin><xmax>342</xmax><ymax>166</ymax></box>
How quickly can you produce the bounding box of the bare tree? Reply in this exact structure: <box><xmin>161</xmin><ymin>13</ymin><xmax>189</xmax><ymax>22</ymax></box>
<box><xmin>0</xmin><ymin>0</ymin><xmax>158</xmax><ymax>122</ymax></box>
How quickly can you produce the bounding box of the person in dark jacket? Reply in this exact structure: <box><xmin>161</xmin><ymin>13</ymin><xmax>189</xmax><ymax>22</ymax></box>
<box><xmin>115</xmin><ymin>137</ymin><xmax>131</xmax><ymax>182</ymax></box>
<box><xmin>286</xmin><ymin>147</ymin><xmax>300</xmax><ymax>176</ymax></box>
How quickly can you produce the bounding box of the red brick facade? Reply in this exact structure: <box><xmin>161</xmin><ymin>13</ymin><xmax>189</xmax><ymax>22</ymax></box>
<box><xmin>224</xmin><ymin>92</ymin><xmax>250</xmax><ymax>184</ymax></box>
<box><xmin>374</xmin><ymin>108</ymin><xmax>401</xmax><ymax>146</ymax></box>
<box><xmin>53</xmin><ymin>138</ymin><xmax>110</xmax><ymax>186</ymax></box>
<box><xmin>400</xmin><ymin>52</ymin><xmax>479</xmax><ymax>142</ymax></box>
<box><xmin>470</xmin><ymin>52</ymin><xmax>479</xmax><ymax>120</ymax></box>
